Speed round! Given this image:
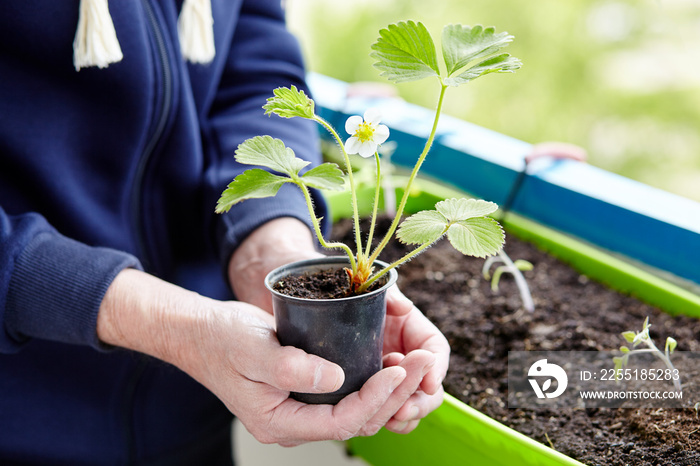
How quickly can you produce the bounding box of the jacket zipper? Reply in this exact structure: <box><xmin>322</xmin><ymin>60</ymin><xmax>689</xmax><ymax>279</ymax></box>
<box><xmin>124</xmin><ymin>1</ymin><xmax>174</xmax><ymax>463</ymax></box>
<box><xmin>131</xmin><ymin>0</ymin><xmax>174</xmax><ymax>271</ymax></box>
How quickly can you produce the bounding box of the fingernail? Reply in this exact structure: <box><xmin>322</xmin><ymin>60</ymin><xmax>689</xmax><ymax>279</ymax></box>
<box><xmin>422</xmin><ymin>357</ymin><xmax>436</xmax><ymax>377</ymax></box>
<box><xmin>314</xmin><ymin>364</ymin><xmax>343</xmax><ymax>392</ymax></box>
<box><xmin>393</xmin><ymin>420</ymin><xmax>409</xmax><ymax>431</ymax></box>
<box><xmin>408</xmin><ymin>405</ymin><xmax>420</xmax><ymax>420</ymax></box>
<box><xmin>391</xmin><ymin>368</ymin><xmax>407</xmax><ymax>391</ymax></box>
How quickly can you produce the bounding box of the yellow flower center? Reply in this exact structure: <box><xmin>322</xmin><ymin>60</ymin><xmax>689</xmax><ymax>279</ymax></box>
<box><xmin>354</xmin><ymin>122</ymin><xmax>375</xmax><ymax>143</ymax></box>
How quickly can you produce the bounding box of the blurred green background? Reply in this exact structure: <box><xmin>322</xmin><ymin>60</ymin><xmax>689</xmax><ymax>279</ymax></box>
<box><xmin>285</xmin><ymin>0</ymin><xmax>700</xmax><ymax>202</ymax></box>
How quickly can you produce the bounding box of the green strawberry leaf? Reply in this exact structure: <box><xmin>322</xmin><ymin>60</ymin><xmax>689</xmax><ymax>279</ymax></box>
<box><xmin>370</xmin><ymin>21</ymin><xmax>440</xmax><ymax>83</ymax></box>
<box><xmin>435</xmin><ymin>198</ymin><xmax>498</xmax><ymax>220</ymax></box>
<box><xmin>442</xmin><ymin>24</ymin><xmax>514</xmax><ymax>76</ymax></box>
<box><xmin>301</xmin><ymin>163</ymin><xmax>346</xmax><ymax>191</ymax></box>
<box><xmin>396</xmin><ymin>210</ymin><xmax>449</xmax><ymax>245</ymax></box>
<box><xmin>234</xmin><ymin>136</ymin><xmax>309</xmax><ymax>177</ymax></box>
<box><xmin>215</xmin><ymin>169</ymin><xmax>289</xmax><ymax>213</ymax></box>
<box><xmin>446</xmin><ymin>217</ymin><xmax>504</xmax><ymax>258</ymax></box>
<box><xmin>397</xmin><ymin>197</ymin><xmax>504</xmax><ymax>257</ymax></box>
<box><xmin>263</xmin><ymin>86</ymin><xmax>315</xmax><ymax>120</ymax></box>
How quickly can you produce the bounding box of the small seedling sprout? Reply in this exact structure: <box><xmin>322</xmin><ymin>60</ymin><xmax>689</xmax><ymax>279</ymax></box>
<box><xmin>482</xmin><ymin>250</ymin><xmax>534</xmax><ymax>311</ymax></box>
<box><xmin>216</xmin><ymin>22</ymin><xmax>521</xmax><ymax>294</ymax></box>
<box><xmin>613</xmin><ymin>317</ymin><xmax>681</xmax><ymax>392</ymax></box>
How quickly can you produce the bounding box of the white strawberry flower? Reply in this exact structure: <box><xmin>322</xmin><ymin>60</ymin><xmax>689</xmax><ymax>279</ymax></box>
<box><xmin>344</xmin><ymin>108</ymin><xmax>390</xmax><ymax>158</ymax></box>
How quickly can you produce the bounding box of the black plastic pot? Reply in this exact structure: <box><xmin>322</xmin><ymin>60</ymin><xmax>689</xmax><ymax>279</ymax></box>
<box><xmin>265</xmin><ymin>257</ymin><xmax>398</xmax><ymax>404</ymax></box>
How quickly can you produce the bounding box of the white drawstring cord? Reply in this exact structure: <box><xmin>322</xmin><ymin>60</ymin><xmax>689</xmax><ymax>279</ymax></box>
<box><xmin>73</xmin><ymin>0</ymin><xmax>123</xmax><ymax>71</ymax></box>
<box><xmin>178</xmin><ymin>0</ymin><xmax>216</xmax><ymax>64</ymax></box>
<box><xmin>73</xmin><ymin>0</ymin><xmax>215</xmax><ymax>71</ymax></box>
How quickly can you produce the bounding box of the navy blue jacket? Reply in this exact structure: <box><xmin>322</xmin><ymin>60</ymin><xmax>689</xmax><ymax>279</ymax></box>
<box><xmin>0</xmin><ymin>1</ymin><xmax>324</xmax><ymax>463</ymax></box>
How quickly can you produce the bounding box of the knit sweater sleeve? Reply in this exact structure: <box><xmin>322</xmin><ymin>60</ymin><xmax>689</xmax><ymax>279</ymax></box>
<box><xmin>202</xmin><ymin>0</ymin><xmax>329</xmax><ymax>267</ymax></box>
<box><xmin>0</xmin><ymin>207</ymin><xmax>141</xmax><ymax>353</ymax></box>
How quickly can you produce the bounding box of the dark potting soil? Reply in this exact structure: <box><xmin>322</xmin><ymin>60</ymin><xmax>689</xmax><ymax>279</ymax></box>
<box><xmin>272</xmin><ymin>267</ymin><xmax>352</xmax><ymax>299</ymax></box>
<box><xmin>333</xmin><ymin>217</ymin><xmax>700</xmax><ymax>466</ymax></box>
<box><xmin>271</xmin><ymin>267</ymin><xmax>386</xmax><ymax>299</ymax></box>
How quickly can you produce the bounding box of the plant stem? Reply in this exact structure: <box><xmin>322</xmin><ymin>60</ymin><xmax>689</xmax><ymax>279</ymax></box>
<box><xmin>368</xmin><ymin>82</ymin><xmax>448</xmax><ymax>265</ymax></box>
<box><xmin>297</xmin><ymin>180</ymin><xmax>357</xmax><ymax>272</ymax></box>
<box><xmin>359</xmin><ymin>226</ymin><xmax>448</xmax><ymax>293</ymax></box>
<box><xmin>365</xmin><ymin>151</ymin><xmax>382</xmax><ymax>258</ymax></box>
<box><xmin>314</xmin><ymin>116</ymin><xmax>363</xmax><ymax>266</ymax></box>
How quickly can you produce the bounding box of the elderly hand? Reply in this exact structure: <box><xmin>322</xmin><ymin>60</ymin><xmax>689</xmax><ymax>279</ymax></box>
<box><xmin>98</xmin><ymin>268</ymin><xmax>432</xmax><ymax>446</ymax></box>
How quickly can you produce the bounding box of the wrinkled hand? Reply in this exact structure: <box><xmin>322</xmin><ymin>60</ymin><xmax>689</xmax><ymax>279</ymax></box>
<box><xmin>98</xmin><ymin>218</ymin><xmax>449</xmax><ymax>446</ymax></box>
<box><xmin>98</xmin><ymin>269</ymin><xmax>436</xmax><ymax>446</ymax></box>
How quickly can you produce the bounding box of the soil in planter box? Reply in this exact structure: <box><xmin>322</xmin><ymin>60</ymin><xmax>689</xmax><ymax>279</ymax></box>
<box><xmin>333</xmin><ymin>217</ymin><xmax>700</xmax><ymax>466</ymax></box>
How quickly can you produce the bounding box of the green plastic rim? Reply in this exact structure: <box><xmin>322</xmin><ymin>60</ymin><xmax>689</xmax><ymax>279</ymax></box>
<box><xmin>346</xmin><ymin>394</ymin><xmax>584</xmax><ymax>466</ymax></box>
